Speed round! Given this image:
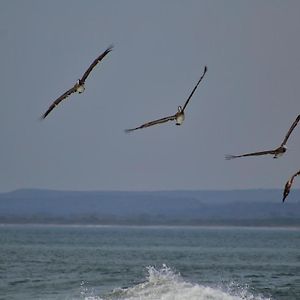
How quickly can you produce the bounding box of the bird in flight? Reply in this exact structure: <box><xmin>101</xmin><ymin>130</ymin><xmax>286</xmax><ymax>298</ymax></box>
<box><xmin>225</xmin><ymin>114</ymin><xmax>300</xmax><ymax>160</ymax></box>
<box><xmin>41</xmin><ymin>45</ymin><xmax>113</xmax><ymax>119</ymax></box>
<box><xmin>282</xmin><ymin>169</ymin><xmax>300</xmax><ymax>202</ymax></box>
<box><xmin>125</xmin><ymin>66</ymin><xmax>207</xmax><ymax>132</ymax></box>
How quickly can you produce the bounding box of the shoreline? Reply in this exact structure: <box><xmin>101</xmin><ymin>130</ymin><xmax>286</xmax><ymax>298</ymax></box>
<box><xmin>1</xmin><ymin>222</ymin><xmax>299</xmax><ymax>230</ymax></box>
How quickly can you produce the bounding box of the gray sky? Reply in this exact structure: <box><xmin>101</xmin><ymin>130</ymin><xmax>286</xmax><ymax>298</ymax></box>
<box><xmin>1</xmin><ymin>0</ymin><xmax>300</xmax><ymax>192</ymax></box>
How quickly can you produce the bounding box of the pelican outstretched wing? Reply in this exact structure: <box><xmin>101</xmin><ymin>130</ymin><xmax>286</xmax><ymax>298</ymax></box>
<box><xmin>80</xmin><ymin>45</ymin><xmax>113</xmax><ymax>83</ymax></box>
<box><xmin>283</xmin><ymin>170</ymin><xmax>300</xmax><ymax>202</ymax></box>
<box><xmin>280</xmin><ymin>114</ymin><xmax>300</xmax><ymax>146</ymax></box>
<box><xmin>182</xmin><ymin>66</ymin><xmax>207</xmax><ymax>112</ymax></box>
<box><xmin>41</xmin><ymin>85</ymin><xmax>78</xmax><ymax>119</ymax></box>
<box><xmin>126</xmin><ymin>65</ymin><xmax>207</xmax><ymax>132</ymax></box>
<box><xmin>125</xmin><ymin>114</ymin><xmax>177</xmax><ymax>133</ymax></box>
<box><xmin>225</xmin><ymin>149</ymin><xmax>277</xmax><ymax>160</ymax></box>
<box><xmin>41</xmin><ymin>45</ymin><xmax>113</xmax><ymax>119</ymax></box>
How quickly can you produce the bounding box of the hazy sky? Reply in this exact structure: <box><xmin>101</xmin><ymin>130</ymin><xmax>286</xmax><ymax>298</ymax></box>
<box><xmin>1</xmin><ymin>0</ymin><xmax>300</xmax><ymax>192</ymax></box>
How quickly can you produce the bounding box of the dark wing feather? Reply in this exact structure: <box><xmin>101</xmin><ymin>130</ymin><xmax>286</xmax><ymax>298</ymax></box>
<box><xmin>280</xmin><ymin>114</ymin><xmax>300</xmax><ymax>146</ymax></box>
<box><xmin>80</xmin><ymin>45</ymin><xmax>113</xmax><ymax>83</ymax></box>
<box><xmin>225</xmin><ymin>149</ymin><xmax>276</xmax><ymax>160</ymax></box>
<box><xmin>125</xmin><ymin>114</ymin><xmax>177</xmax><ymax>133</ymax></box>
<box><xmin>182</xmin><ymin>66</ymin><xmax>207</xmax><ymax>112</ymax></box>
<box><xmin>41</xmin><ymin>85</ymin><xmax>77</xmax><ymax>119</ymax></box>
<box><xmin>282</xmin><ymin>169</ymin><xmax>300</xmax><ymax>202</ymax></box>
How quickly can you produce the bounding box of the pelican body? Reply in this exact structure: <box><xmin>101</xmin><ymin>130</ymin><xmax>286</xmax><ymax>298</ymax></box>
<box><xmin>75</xmin><ymin>80</ymin><xmax>85</xmax><ymax>94</ymax></box>
<box><xmin>175</xmin><ymin>106</ymin><xmax>185</xmax><ymax>125</ymax></box>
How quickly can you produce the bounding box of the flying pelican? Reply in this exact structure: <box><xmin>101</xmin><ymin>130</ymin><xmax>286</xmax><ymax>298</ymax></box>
<box><xmin>41</xmin><ymin>45</ymin><xmax>113</xmax><ymax>119</ymax></box>
<box><xmin>225</xmin><ymin>114</ymin><xmax>300</xmax><ymax>160</ymax></box>
<box><xmin>282</xmin><ymin>169</ymin><xmax>300</xmax><ymax>202</ymax></box>
<box><xmin>125</xmin><ymin>66</ymin><xmax>207</xmax><ymax>132</ymax></box>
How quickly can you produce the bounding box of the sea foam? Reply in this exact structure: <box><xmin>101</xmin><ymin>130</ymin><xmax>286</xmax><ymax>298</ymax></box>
<box><xmin>82</xmin><ymin>265</ymin><xmax>271</xmax><ymax>300</ymax></box>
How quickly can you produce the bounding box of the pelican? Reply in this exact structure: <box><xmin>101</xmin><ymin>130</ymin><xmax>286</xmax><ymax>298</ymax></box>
<box><xmin>41</xmin><ymin>45</ymin><xmax>113</xmax><ymax>119</ymax></box>
<box><xmin>125</xmin><ymin>66</ymin><xmax>207</xmax><ymax>132</ymax></box>
<box><xmin>283</xmin><ymin>169</ymin><xmax>300</xmax><ymax>202</ymax></box>
<box><xmin>225</xmin><ymin>114</ymin><xmax>300</xmax><ymax>160</ymax></box>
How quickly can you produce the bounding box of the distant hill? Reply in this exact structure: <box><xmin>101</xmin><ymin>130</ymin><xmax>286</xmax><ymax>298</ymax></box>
<box><xmin>0</xmin><ymin>189</ymin><xmax>299</xmax><ymax>226</ymax></box>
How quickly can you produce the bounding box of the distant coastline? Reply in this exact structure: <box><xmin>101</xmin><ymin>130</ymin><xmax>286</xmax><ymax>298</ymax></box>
<box><xmin>0</xmin><ymin>189</ymin><xmax>299</xmax><ymax>227</ymax></box>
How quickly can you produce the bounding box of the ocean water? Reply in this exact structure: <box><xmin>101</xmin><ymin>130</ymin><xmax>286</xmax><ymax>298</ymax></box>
<box><xmin>0</xmin><ymin>225</ymin><xmax>299</xmax><ymax>300</ymax></box>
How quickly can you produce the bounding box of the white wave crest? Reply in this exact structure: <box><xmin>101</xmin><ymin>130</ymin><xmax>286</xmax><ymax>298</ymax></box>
<box><xmin>102</xmin><ymin>264</ymin><xmax>271</xmax><ymax>300</ymax></box>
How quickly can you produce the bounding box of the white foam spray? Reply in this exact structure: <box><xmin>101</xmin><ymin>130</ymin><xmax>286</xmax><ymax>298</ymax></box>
<box><xmin>81</xmin><ymin>265</ymin><xmax>272</xmax><ymax>300</ymax></box>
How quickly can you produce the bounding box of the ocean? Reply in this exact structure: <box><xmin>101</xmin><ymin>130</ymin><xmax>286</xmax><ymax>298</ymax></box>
<box><xmin>0</xmin><ymin>225</ymin><xmax>299</xmax><ymax>300</ymax></box>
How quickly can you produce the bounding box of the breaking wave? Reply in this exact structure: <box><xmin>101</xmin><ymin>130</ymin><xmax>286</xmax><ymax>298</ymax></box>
<box><xmin>80</xmin><ymin>265</ymin><xmax>271</xmax><ymax>300</ymax></box>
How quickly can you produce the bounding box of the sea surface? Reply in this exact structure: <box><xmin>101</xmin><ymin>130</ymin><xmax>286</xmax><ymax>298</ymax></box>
<box><xmin>0</xmin><ymin>225</ymin><xmax>299</xmax><ymax>300</ymax></box>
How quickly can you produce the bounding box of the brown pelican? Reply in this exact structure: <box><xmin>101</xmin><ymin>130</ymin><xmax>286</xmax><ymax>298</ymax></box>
<box><xmin>225</xmin><ymin>114</ymin><xmax>300</xmax><ymax>160</ymax></box>
<box><xmin>125</xmin><ymin>66</ymin><xmax>207</xmax><ymax>132</ymax></box>
<box><xmin>41</xmin><ymin>45</ymin><xmax>113</xmax><ymax>119</ymax></box>
<box><xmin>283</xmin><ymin>169</ymin><xmax>300</xmax><ymax>202</ymax></box>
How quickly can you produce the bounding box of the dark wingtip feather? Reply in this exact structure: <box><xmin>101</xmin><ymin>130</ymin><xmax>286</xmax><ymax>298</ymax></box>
<box><xmin>40</xmin><ymin>107</ymin><xmax>54</xmax><ymax>120</ymax></box>
<box><xmin>225</xmin><ymin>154</ymin><xmax>236</xmax><ymax>160</ymax></box>
<box><xmin>124</xmin><ymin>128</ymin><xmax>135</xmax><ymax>133</ymax></box>
<box><xmin>282</xmin><ymin>193</ymin><xmax>288</xmax><ymax>203</ymax></box>
<box><xmin>282</xmin><ymin>187</ymin><xmax>290</xmax><ymax>203</ymax></box>
<box><xmin>38</xmin><ymin>114</ymin><xmax>46</xmax><ymax>121</ymax></box>
<box><xmin>40</xmin><ymin>112</ymin><xmax>48</xmax><ymax>120</ymax></box>
<box><xmin>106</xmin><ymin>44</ymin><xmax>114</xmax><ymax>53</ymax></box>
